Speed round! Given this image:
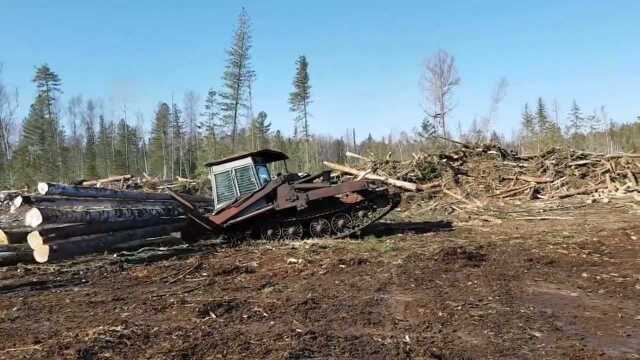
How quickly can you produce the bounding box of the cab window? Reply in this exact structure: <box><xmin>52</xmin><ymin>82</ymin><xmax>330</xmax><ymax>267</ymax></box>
<box><xmin>255</xmin><ymin>165</ymin><xmax>271</xmax><ymax>186</ymax></box>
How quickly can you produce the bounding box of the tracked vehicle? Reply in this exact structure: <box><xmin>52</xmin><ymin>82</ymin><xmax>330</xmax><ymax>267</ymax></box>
<box><xmin>171</xmin><ymin>149</ymin><xmax>400</xmax><ymax>242</ymax></box>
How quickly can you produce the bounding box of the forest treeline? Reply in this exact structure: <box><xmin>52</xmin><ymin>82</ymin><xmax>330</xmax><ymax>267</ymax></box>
<box><xmin>0</xmin><ymin>8</ymin><xmax>638</xmax><ymax>189</ymax></box>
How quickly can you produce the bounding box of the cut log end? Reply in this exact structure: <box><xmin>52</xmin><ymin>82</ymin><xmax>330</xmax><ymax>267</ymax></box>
<box><xmin>25</xmin><ymin>208</ymin><xmax>43</xmax><ymax>228</ymax></box>
<box><xmin>33</xmin><ymin>244</ymin><xmax>50</xmax><ymax>263</ymax></box>
<box><xmin>37</xmin><ymin>182</ymin><xmax>49</xmax><ymax>195</ymax></box>
<box><xmin>10</xmin><ymin>196</ymin><xmax>23</xmax><ymax>213</ymax></box>
<box><xmin>27</xmin><ymin>231</ymin><xmax>44</xmax><ymax>250</ymax></box>
<box><xmin>0</xmin><ymin>230</ymin><xmax>8</xmax><ymax>245</ymax></box>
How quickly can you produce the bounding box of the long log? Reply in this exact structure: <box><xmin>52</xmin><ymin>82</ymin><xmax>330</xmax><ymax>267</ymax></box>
<box><xmin>31</xmin><ymin>223</ymin><xmax>186</xmax><ymax>263</ymax></box>
<box><xmin>555</xmin><ymin>184</ymin><xmax>608</xmax><ymax>199</ymax></box>
<box><xmin>0</xmin><ymin>228</ymin><xmax>30</xmax><ymax>245</ymax></box>
<box><xmin>26</xmin><ymin>217</ymin><xmax>186</xmax><ymax>248</ymax></box>
<box><xmin>501</xmin><ymin>175</ymin><xmax>553</xmax><ymax>183</ymax></box>
<box><xmin>345</xmin><ymin>152</ymin><xmax>372</xmax><ymax>162</ymax></box>
<box><xmin>323</xmin><ymin>161</ymin><xmax>419</xmax><ymax>192</ymax></box>
<box><xmin>24</xmin><ymin>206</ymin><xmax>183</xmax><ymax>228</ymax></box>
<box><xmin>38</xmin><ymin>182</ymin><xmax>210</xmax><ymax>203</ymax></box>
<box><xmin>19</xmin><ymin>195</ymin><xmax>212</xmax><ymax>210</ymax></box>
<box><xmin>82</xmin><ymin>175</ymin><xmax>132</xmax><ymax>186</ymax></box>
<box><xmin>0</xmin><ymin>251</ymin><xmax>34</xmax><ymax>266</ymax></box>
<box><xmin>0</xmin><ymin>244</ymin><xmax>33</xmax><ymax>266</ymax></box>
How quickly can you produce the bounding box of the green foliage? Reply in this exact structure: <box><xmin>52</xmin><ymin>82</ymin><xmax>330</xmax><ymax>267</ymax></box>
<box><xmin>150</xmin><ymin>102</ymin><xmax>171</xmax><ymax>178</ymax></box>
<box><xmin>220</xmin><ymin>7</ymin><xmax>254</xmax><ymax>152</ymax></box>
<box><xmin>13</xmin><ymin>64</ymin><xmax>65</xmax><ymax>186</ymax></box>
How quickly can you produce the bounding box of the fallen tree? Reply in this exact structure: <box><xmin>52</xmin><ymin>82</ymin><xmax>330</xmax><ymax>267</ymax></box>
<box><xmin>31</xmin><ymin>223</ymin><xmax>186</xmax><ymax>263</ymax></box>
<box><xmin>24</xmin><ymin>206</ymin><xmax>183</xmax><ymax>228</ymax></box>
<box><xmin>38</xmin><ymin>182</ymin><xmax>210</xmax><ymax>203</ymax></box>
<box><xmin>26</xmin><ymin>217</ymin><xmax>185</xmax><ymax>247</ymax></box>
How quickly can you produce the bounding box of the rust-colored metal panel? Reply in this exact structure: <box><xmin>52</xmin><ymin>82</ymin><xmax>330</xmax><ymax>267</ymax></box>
<box><xmin>209</xmin><ymin>178</ymin><xmax>283</xmax><ymax>225</ymax></box>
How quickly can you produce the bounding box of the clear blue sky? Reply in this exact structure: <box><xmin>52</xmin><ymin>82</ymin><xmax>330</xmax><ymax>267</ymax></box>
<box><xmin>1</xmin><ymin>0</ymin><xmax>638</xmax><ymax>140</ymax></box>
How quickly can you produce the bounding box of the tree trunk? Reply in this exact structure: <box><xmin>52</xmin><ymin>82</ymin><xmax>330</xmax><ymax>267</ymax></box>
<box><xmin>0</xmin><ymin>248</ymin><xmax>33</xmax><ymax>266</ymax></box>
<box><xmin>31</xmin><ymin>223</ymin><xmax>186</xmax><ymax>263</ymax></box>
<box><xmin>27</xmin><ymin>217</ymin><xmax>185</xmax><ymax>247</ymax></box>
<box><xmin>37</xmin><ymin>182</ymin><xmax>211</xmax><ymax>202</ymax></box>
<box><xmin>25</xmin><ymin>206</ymin><xmax>183</xmax><ymax>228</ymax></box>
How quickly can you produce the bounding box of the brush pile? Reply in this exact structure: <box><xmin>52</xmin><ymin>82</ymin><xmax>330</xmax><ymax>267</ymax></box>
<box><xmin>324</xmin><ymin>142</ymin><xmax>640</xmax><ymax>214</ymax></box>
<box><xmin>0</xmin><ymin>180</ymin><xmax>213</xmax><ymax>266</ymax></box>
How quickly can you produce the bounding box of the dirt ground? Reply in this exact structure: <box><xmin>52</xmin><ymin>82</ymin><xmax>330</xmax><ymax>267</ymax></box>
<box><xmin>1</xmin><ymin>199</ymin><xmax>640</xmax><ymax>359</ymax></box>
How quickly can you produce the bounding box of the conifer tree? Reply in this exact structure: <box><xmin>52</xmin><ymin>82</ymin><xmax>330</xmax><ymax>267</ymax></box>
<box><xmin>150</xmin><ymin>102</ymin><xmax>171</xmax><ymax>178</ymax></box>
<box><xmin>83</xmin><ymin>100</ymin><xmax>98</xmax><ymax>178</ymax></box>
<box><xmin>14</xmin><ymin>64</ymin><xmax>64</xmax><ymax>184</ymax></box>
<box><xmin>220</xmin><ymin>8</ymin><xmax>254</xmax><ymax>152</ymax></box>
<box><xmin>96</xmin><ymin>114</ymin><xmax>113</xmax><ymax>176</ymax></box>
<box><xmin>566</xmin><ymin>99</ymin><xmax>583</xmax><ymax>136</ymax></box>
<box><xmin>170</xmin><ymin>102</ymin><xmax>184</xmax><ymax>177</ymax></box>
<box><xmin>201</xmin><ymin>89</ymin><xmax>220</xmax><ymax>159</ymax></box>
<box><xmin>251</xmin><ymin>111</ymin><xmax>271</xmax><ymax>150</ymax></box>
<box><xmin>288</xmin><ymin>55</ymin><xmax>312</xmax><ymax>169</ymax></box>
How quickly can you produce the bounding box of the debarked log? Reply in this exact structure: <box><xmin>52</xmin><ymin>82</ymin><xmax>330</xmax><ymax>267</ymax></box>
<box><xmin>324</xmin><ymin>161</ymin><xmax>421</xmax><ymax>192</ymax></box>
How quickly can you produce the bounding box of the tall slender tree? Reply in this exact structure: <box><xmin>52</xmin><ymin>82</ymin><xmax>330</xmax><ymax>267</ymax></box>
<box><xmin>420</xmin><ymin>50</ymin><xmax>460</xmax><ymax>139</ymax></box>
<box><xmin>83</xmin><ymin>99</ymin><xmax>98</xmax><ymax>178</ymax></box>
<box><xmin>201</xmin><ymin>89</ymin><xmax>220</xmax><ymax>159</ymax></box>
<box><xmin>289</xmin><ymin>55</ymin><xmax>312</xmax><ymax>169</ymax></box>
<box><xmin>14</xmin><ymin>64</ymin><xmax>64</xmax><ymax>184</ymax></box>
<box><xmin>150</xmin><ymin>103</ymin><xmax>171</xmax><ymax>178</ymax></box>
<box><xmin>220</xmin><ymin>8</ymin><xmax>254</xmax><ymax>152</ymax></box>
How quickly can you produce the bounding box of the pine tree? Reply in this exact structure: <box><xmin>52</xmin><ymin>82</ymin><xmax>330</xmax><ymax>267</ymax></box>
<box><xmin>418</xmin><ymin>115</ymin><xmax>437</xmax><ymax>139</ymax></box>
<box><xmin>170</xmin><ymin>102</ymin><xmax>185</xmax><ymax>177</ymax></box>
<box><xmin>150</xmin><ymin>102</ymin><xmax>171</xmax><ymax>178</ymax></box>
<box><xmin>14</xmin><ymin>64</ymin><xmax>64</xmax><ymax>184</ymax></box>
<box><xmin>83</xmin><ymin>100</ymin><xmax>98</xmax><ymax>178</ymax></box>
<box><xmin>251</xmin><ymin>111</ymin><xmax>271</xmax><ymax>150</ymax></box>
<box><xmin>201</xmin><ymin>89</ymin><xmax>220</xmax><ymax>160</ymax></box>
<box><xmin>567</xmin><ymin>100</ymin><xmax>583</xmax><ymax>136</ymax></box>
<box><xmin>220</xmin><ymin>8</ymin><xmax>254</xmax><ymax>152</ymax></box>
<box><xmin>288</xmin><ymin>55</ymin><xmax>312</xmax><ymax>169</ymax></box>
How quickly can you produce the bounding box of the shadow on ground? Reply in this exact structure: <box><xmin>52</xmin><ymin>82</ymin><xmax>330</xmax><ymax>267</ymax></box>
<box><xmin>360</xmin><ymin>220</ymin><xmax>453</xmax><ymax>238</ymax></box>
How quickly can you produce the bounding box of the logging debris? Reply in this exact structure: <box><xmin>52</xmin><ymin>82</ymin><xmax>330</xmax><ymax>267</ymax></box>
<box><xmin>328</xmin><ymin>143</ymin><xmax>640</xmax><ymax>216</ymax></box>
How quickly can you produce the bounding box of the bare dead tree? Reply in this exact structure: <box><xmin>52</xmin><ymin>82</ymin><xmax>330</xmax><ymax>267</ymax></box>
<box><xmin>482</xmin><ymin>77</ymin><xmax>509</xmax><ymax>133</ymax></box>
<box><xmin>420</xmin><ymin>50</ymin><xmax>461</xmax><ymax>138</ymax></box>
<box><xmin>0</xmin><ymin>64</ymin><xmax>19</xmax><ymax>185</ymax></box>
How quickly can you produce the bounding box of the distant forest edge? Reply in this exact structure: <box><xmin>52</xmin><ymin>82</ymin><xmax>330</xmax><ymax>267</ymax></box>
<box><xmin>0</xmin><ymin>8</ymin><xmax>638</xmax><ymax>189</ymax></box>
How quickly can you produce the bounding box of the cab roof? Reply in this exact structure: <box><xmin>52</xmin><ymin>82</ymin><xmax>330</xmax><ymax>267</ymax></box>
<box><xmin>204</xmin><ymin>149</ymin><xmax>289</xmax><ymax>167</ymax></box>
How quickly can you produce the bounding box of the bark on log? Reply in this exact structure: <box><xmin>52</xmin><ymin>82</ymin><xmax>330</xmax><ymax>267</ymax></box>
<box><xmin>38</xmin><ymin>182</ymin><xmax>211</xmax><ymax>203</ymax></box>
<box><xmin>0</xmin><ymin>247</ymin><xmax>33</xmax><ymax>266</ymax></box>
<box><xmin>82</xmin><ymin>175</ymin><xmax>132</xmax><ymax>186</ymax></box>
<box><xmin>0</xmin><ymin>229</ymin><xmax>29</xmax><ymax>245</ymax></box>
<box><xmin>25</xmin><ymin>206</ymin><xmax>183</xmax><ymax>228</ymax></box>
<box><xmin>31</xmin><ymin>223</ymin><xmax>186</xmax><ymax>263</ymax></box>
<box><xmin>0</xmin><ymin>244</ymin><xmax>29</xmax><ymax>253</ymax></box>
<box><xmin>19</xmin><ymin>195</ymin><xmax>212</xmax><ymax>210</ymax></box>
<box><xmin>27</xmin><ymin>217</ymin><xmax>185</xmax><ymax>247</ymax></box>
<box><xmin>323</xmin><ymin>161</ymin><xmax>420</xmax><ymax>192</ymax></box>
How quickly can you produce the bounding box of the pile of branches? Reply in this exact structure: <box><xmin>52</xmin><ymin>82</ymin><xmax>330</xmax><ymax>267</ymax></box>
<box><xmin>75</xmin><ymin>174</ymin><xmax>202</xmax><ymax>194</ymax></box>
<box><xmin>0</xmin><ymin>182</ymin><xmax>213</xmax><ymax>266</ymax></box>
<box><xmin>325</xmin><ymin>141</ymin><xmax>640</xmax><ymax>209</ymax></box>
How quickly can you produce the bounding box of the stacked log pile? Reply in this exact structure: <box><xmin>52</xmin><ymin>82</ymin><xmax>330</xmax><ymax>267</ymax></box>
<box><xmin>0</xmin><ymin>181</ymin><xmax>213</xmax><ymax>266</ymax></box>
<box><xmin>325</xmin><ymin>143</ymin><xmax>640</xmax><ymax>214</ymax></box>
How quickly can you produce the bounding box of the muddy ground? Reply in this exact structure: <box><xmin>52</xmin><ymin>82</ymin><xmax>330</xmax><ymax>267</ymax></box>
<box><xmin>1</xmin><ymin>199</ymin><xmax>639</xmax><ymax>359</ymax></box>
